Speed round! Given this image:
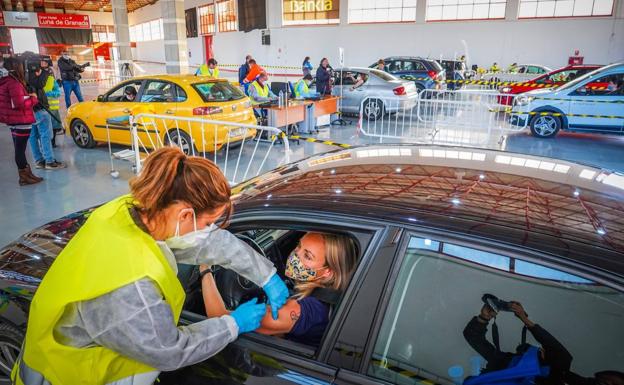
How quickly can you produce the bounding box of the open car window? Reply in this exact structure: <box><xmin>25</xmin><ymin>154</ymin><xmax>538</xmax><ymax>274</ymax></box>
<box><xmin>367</xmin><ymin>233</ymin><xmax>624</xmax><ymax>385</ymax></box>
<box><xmin>105</xmin><ymin>80</ymin><xmax>143</xmax><ymax>102</ymax></box>
<box><xmin>178</xmin><ymin>221</ymin><xmax>375</xmax><ymax>357</ymax></box>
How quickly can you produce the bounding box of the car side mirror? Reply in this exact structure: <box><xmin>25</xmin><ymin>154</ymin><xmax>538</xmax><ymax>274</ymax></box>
<box><xmin>97</xmin><ymin>95</ymin><xmax>104</xmax><ymax>102</ymax></box>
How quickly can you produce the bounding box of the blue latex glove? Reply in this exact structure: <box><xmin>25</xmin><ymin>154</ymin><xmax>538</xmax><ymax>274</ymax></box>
<box><xmin>230</xmin><ymin>298</ymin><xmax>266</xmax><ymax>334</ymax></box>
<box><xmin>262</xmin><ymin>273</ymin><xmax>289</xmax><ymax>320</ymax></box>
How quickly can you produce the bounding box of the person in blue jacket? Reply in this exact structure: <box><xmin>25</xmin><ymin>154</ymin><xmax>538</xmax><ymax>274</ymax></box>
<box><xmin>302</xmin><ymin>56</ymin><xmax>313</xmax><ymax>77</ymax></box>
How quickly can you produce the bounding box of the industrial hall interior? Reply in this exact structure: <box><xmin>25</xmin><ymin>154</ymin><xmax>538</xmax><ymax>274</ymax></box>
<box><xmin>0</xmin><ymin>0</ymin><xmax>623</xmax><ymax>384</ymax></box>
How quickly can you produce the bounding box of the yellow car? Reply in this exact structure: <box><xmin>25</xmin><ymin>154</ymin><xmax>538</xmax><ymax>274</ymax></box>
<box><xmin>65</xmin><ymin>74</ymin><xmax>257</xmax><ymax>153</ymax></box>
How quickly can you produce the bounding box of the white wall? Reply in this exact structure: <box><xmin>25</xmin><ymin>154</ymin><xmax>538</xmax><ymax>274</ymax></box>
<box><xmin>211</xmin><ymin>0</ymin><xmax>624</xmax><ymax>72</ymax></box>
<box><xmin>134</xmin><ymin>39</ymin><xmax>166</xmax><ymax>63</ymax></box>
<box><xmin>187</xmin><ymin>36</ymin><xmax>205</xmax><ymax>66</ymax></box>
<box><xmin>83</xmin><ymin>11</ymin><xmax>114</xmax><ymax>26</ymax></box>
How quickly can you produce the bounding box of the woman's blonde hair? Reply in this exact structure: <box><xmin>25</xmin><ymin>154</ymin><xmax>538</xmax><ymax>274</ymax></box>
<box><xmin>294</xmin><ymin>233</ymin><xmax>358</xmax><ymax>299</ymax></box>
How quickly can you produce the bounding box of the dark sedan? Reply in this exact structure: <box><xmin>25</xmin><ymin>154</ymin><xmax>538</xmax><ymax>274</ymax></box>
<box><xmin>1</xmin><ymin>145</ymin><xmax>623</xmax><ymax>384</ymax></box>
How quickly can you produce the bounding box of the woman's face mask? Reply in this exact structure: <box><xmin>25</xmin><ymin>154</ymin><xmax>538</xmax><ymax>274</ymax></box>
<box><xmin>165</xmin><ymin>208</ymin><xmax>211</xmax><ymax>250</ymax></box>
<box><xmin>285</xmin><ymin>252</ymin><xmax>325</xmax><ymax>282</ymax></box>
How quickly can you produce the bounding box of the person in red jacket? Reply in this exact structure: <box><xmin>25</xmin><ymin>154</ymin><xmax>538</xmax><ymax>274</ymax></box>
<box><xmin>0</xmin><ymin>57</ymin><xmax>43</xmax><ymax>185</ymax></box>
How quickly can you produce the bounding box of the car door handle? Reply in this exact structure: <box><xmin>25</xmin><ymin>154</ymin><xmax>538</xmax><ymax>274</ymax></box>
<box><xmin>122</xmin><ymin>108</ymin><xmax>130</xmax><ymax>113</ymax></box>
<box><xmin>165</xmin><ymin>109</ymin><xmax>175</xmax><ymax>115</ymax></box>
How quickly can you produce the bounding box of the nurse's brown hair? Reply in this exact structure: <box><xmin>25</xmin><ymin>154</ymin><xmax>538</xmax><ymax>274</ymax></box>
<box><xmin>129</xmin><ymin>147</ymin><xmax>232</xmax><ymax>227</ymax></box>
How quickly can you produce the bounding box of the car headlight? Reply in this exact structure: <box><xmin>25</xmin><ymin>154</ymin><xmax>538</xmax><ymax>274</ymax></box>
<box><xmin>515</xmin><ymin>95</ymin><xmax>534</xmax><ymax>106</ymax></box>
<box><xmin>501</xmin><ymin>87</ymin><xmax>511</xmax><ymax>93</ymax></box>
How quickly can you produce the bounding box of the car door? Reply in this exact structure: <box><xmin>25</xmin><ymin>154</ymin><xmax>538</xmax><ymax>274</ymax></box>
<box><xmin>333</xmin><ymin>231</ymin><xmax>624</xmax><ymax>385</ymax></box>
<box><xmin>89</xmin><ymin>80</ymin><xmax>144</xmax><ymax>145</ymax></box>
<box><xmin>332</xmin><ymin>70</ymin><xmax>360</xmax><ymax>112</ymax></box>
<box><xmin>565</xmin><ymin>72</ymin><xmax>624</xmax><ymax>133</ymax></box>
<box><xmin>161</xmin><ymin>213</ymin><xmax>385</xmax><ymax>385</ymax></box>
<box><xmin>135</xmin><ymin>80</ymin><xmax>181</xmax><ymax>147</ymax></box>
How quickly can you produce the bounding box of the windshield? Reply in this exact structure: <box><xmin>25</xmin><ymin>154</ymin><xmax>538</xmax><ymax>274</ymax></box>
<box><xmin>193</xmin><ymin>81</ymin><xmax>245</xmax><ymax>102</ymax></box>
<box><xmin>556</xmin><ymin>65</ymin><xmax>610</xmax><ymax>92</ymax></box>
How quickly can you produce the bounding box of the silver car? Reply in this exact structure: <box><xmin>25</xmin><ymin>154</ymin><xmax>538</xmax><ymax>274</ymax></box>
<box><xmin>329</xmin><ymin>67</ymin><xmax>419</xmax><ymax>120</ymax></box>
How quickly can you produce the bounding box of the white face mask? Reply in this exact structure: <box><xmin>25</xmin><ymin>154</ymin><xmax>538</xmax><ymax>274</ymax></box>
<box><xmin>62</xmin><ymin>54</ymin><xmax>70</xmax><ymax>60</ymax></box>
<box><xmin>164</xmin><ymin>208</ymin><xmax>208</xmax><ymax>250</ymax></box>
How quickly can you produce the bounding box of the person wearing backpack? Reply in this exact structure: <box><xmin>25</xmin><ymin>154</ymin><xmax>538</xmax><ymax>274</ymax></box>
<box><xmin>0</xmin><ymin>57</ymin><xmax>43</xmax><ymax>185</ymax></box>
<box><xmin>463</xmin><ymin>297</ymin><xmax>572</xmax><ymax>384</ymax></box>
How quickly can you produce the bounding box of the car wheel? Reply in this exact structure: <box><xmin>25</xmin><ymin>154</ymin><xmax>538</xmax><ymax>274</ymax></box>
<box><xmin>363</xmin><ymin>99</ymin><xmax>384</xmax><ymax>121</ymax></box>
<box><xmin>530</xmin><ymin>114</ymin><xmax>561</xmax><ymax>138</ymax></box>
<box><xmin>0</xmin><ymin>322</ymin><xmax>24</xmax><ymax>381</ymax></box>
<box><xmin>71</xmin><ymin>119</ymin><xmax>96</xmax><ymax>148</ymax></box>
<box><xmin>165</xmin><ymin>130</ymin><xmax>198</xmax><ymax>155</ymax></box>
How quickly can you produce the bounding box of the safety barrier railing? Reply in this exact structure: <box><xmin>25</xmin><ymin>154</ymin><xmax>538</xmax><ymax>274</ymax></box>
<box><xmin>109</xmin><ymin>114</ymin><xmax>290</xmax><ymax>185</ymax></box>
<box><xmin>357</xmin><ymin>89</ymin><xmax>530</xmax><ymax>148</ymax></box>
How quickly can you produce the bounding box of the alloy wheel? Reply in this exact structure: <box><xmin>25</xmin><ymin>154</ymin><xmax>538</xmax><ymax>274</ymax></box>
<box><xmin>0</xmin><ymin>341</ymin><xmax>20</xmax><ymax>381</ymax></box>
<box><xmin>74</xmin><ymin>123</ymin><xmax>90</xmax><ymax>146</ymax></box>
<box><xmin>534</xmin><ymin>116</ymin><xmax>557</xmax><ymax>136</ymax></box>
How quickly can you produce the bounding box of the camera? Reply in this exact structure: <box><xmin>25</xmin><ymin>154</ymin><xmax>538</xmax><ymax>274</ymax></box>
<box><xmin>16</xmin><ymin>52</ymin><xmax>53</xmax><ymax>76</ymax></box>
<box><xmin>482</xmin><ymin>293</ymin><xmax>512</xmax><ymax>312</ymax></box>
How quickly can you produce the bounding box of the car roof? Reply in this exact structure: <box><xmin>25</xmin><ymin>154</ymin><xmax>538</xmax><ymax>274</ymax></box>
<box><xmin>127</xmin><ymin>74</ymin><xmax>228</xmax><ymax>85</ymax></box>
<box><xmin>233</xmin><ymin>145</ymin><xmax>624</xmax><ymax>276</ymax></box>
<box><xmin>382</xmin><ymin>56</ymin><xmax>435</xmax><ymax>62</ymax></box>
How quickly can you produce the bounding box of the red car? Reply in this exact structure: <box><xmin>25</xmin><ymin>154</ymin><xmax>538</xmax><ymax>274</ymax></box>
<box><xmin>498</xmin><ymin>65</ymin><xmax>603</xmax><ymax>105</ymax></box>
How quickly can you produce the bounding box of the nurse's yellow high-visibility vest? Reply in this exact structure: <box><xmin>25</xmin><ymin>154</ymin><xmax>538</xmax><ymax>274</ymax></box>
<box><xmin>294</xmin><ymin>79</ymin><xmax>309</xmax><ymax>98</ymax></box>
<box><xmin>250</xmin><ymin>81</ymin><xmax>269</xmax><ymax>105</ymax></box>
<box><xmin>13</xmin><ymin>194</ymin><xmax>185</xmax><ymax>385</ymax></box>
<box><xmin>197</xmin><ymin>64</ymin><xmax>220</xmax><ymax>78</ymax></box>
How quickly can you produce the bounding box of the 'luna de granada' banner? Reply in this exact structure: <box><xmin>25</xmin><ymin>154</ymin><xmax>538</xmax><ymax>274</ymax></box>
<box><xmin>37</xmin><ymin>13</ymin><xmax>90</xmax><ymax>29</ymax></box>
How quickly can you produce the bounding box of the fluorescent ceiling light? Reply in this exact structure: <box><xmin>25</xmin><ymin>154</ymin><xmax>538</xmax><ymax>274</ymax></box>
<box><xmin>579</xmin><ymin>169</ymin><xmax>597</xmax><ymax>180</ymax></box>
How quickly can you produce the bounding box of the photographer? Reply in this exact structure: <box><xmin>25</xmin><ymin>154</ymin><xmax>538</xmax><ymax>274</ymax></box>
<box><xmin>463</xmin><ymin>296</ymin><xmax>572</xmax><ymax>384</ymax></box>
<box><xmin>28</xmin><ymin>59</ymin><xmax>66</xmax><ymax>170</ymax></box>
<box><xmin>57</xmin><ymin>51</ymin><xmax>87</xmax><ymax>108</ymax></box>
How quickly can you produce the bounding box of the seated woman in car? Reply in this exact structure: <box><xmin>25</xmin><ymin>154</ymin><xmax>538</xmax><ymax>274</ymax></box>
<box><xmin>201</xmin><ymin>232</ymin><xmax>357</xmax><ymax>345</ymax></box>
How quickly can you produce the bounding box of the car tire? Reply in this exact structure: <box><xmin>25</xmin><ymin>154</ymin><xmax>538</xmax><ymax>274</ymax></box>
<box><xmin>363</xmin><ymin>98</ymin><xmax>384</xmax><ymax>121</ymax></box>
<box><xmin>165</xmin><ymin>129</ymin><xmax>198</xmax><ymax>155</ymax></box>
<box><xmin>529</xmin><ymin>114</ymin><xmax>561</xmax><ymax>138</ymax></box>
<box><xmin>0</xmin><ymin>322</ymin><xmax>24</xmax><ymax>382</ymax></box>
<box><xmin>70</xmin><ymin>119</ymin><xmax>96</xmax><ymax>149</ymax></box>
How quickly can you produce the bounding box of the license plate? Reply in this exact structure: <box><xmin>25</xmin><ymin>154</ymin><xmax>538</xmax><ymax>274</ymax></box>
<box><xmin>228</xmin><ymin>128</ymin><xmax>246</xmax><ymax>138</ymax></box>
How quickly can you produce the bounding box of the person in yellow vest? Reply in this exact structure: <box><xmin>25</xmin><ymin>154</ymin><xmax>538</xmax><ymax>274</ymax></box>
<box><xmin>489</xmin><ymin>62</ymin><xmax>501</xmax><ymax>73</ymax></box>
<box><xmin>41</xmin><ymin>60</ymin><xmax>62</xmax><ymax>147</ymax></box>
<box><xmin>196</xmin><ymin>58</ymin><xmax>220</xmax><ymax>78</ymax></box>
<box><xmin>248</xmin><ymin>72</ymin><xmax>277</xmax><ymax>123</ymax></box>
<box><xmin>12</xmin><ymin>147</ymin><xmax>289</xmax><ymax>385</ymax></box>
<box><xmin>293</xmin><ymin>74</ymin><xmax>319</xmax><ymax>99</ymax></box>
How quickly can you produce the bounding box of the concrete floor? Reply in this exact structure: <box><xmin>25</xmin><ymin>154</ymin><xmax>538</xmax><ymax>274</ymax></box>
<box><xmin>1</xmin><ymin>63</ymin><xmax>624</xmax><ymax>247</ymax></box>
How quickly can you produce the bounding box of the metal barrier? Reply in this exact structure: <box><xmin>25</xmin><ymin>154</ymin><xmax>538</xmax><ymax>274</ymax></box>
<box><xmin>357</xmin><ymin>89</ymin><xmax>529</xmax><ymax>148</ymax></box>
<box><xmin>111</xmin><ymin>114</ymin><xmax>290</xmax><ymax>185</ymax></box>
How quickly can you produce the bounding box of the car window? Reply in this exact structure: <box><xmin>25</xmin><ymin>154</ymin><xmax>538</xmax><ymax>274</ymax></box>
<box><xmin>193</xmin><ymin>81</ymin><xmax>245</xmax><ymax>102</ymax></box>
<box><xmin>140</xmin><ymin>80</ymin><xmax>186</xmax><ymax>102</ymax></box>
<box><xmin>366</xmin><ymin>234</ymin><xmax>624</xmax><ymax>385</ymax></box>
<box><xmin>517</xmin><ymin>66</ymin><xmax>527</xmax><ymax>73</ymax></box>
<box><xmin>388</xmin><ymin>61</ymin><xmax>403</xmax><ymax>72</ymax></box>
<box><xmin>404</xmin><ymin>61</ymin><xmax>426</xmax><ymax>71</ymax></box>
<box><xmin>526</xmin><ymin>66</ymin><xmax>543</xmax><ymax>74</ymax></box>
<box><xmin>105</xmin><ymin>80</ymin><xmax>143</xmax><ymax>102</ymax></box>
<box><xmin>574</xmin><ymin>73</ymin><xmax>624</xmax><ymax>96</ymax></box>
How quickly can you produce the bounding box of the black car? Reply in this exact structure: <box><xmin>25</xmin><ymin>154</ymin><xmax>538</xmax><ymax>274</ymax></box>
<box><xmin>371</xmin><ymin>57</ymin><xmax>447</xmax><ymax>93</ymax></box>
<box><xmin>1</xmin><ymin>145</ymin><xmax>624</xmax><ymax>384</ymax></box>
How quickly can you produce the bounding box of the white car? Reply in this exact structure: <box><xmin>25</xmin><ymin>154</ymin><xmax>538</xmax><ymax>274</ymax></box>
<box><xmin>482</xmin><ymin>64</ymin><xmax>552</xmax><ymax>84</ymax></box>
<box><xmin>510</xmin><ymin>63</ymin><xmax>624</xmax><ymax>137</ymax></box>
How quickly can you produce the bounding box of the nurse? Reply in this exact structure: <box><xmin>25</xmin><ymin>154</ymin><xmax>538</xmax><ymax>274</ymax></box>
<box><xmin>13</xmin><ymin>147</ymin><xmax>289</xmax><ymax>385</ymax></box>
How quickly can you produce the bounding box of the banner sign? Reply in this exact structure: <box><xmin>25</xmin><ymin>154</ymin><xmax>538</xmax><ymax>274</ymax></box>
<box><xmin>1</xmin><ymin>11</ymin><xmax>90</xmax><ymax>29</ymax></box>
<box><xmin>37</xmin><ymin>13</ymin><xmax>90</xmax><ymax>29</ymax></box>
